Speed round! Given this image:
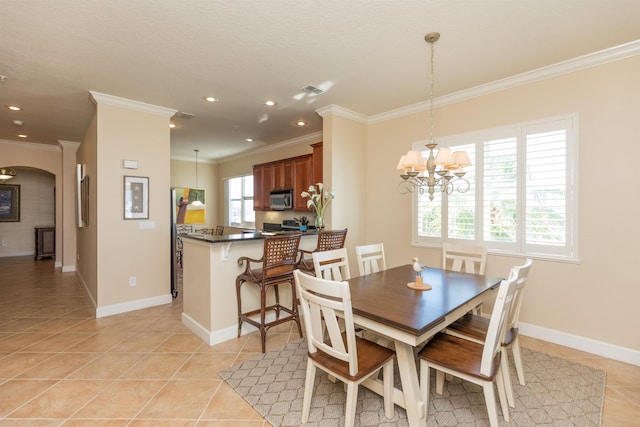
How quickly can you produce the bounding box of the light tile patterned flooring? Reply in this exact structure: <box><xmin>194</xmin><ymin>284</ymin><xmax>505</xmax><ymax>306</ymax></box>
<box><xmin>0</xmin><ymin>256</ymin><xmax>638</xmax><ymax>426</ymax></box>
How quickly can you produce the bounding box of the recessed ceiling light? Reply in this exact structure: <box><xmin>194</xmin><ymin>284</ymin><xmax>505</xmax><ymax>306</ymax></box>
<box><xmin>296</xmin><ymin>120</ymin><xmax>308</xmax><ymax>127</ymax></box>
<box><xmin>245</xmin><ymin>138</ymin><xmax>254</xmax><ymax>142</ymax></box>
<box><xmin>7</xmin><ymin>105</ymin><xmax>22</xmax><ymax>111</ymax></box>
<box><xmin>203</xmin><ymin>96</ymin><xmax>219</xmax><ymax>103</ymax></box>
<box><xmin>264</xmin><ymin>100</ymin><xmax>277</xmax><ymax>107</ymax></box>
<box><xmin>18</xmin><ymin>134</ymin><xmax>27</xmax><ymax>138</ymax></box>
<box><xmin>169</xmin><ymin>123</ymin><xmax>176</xmax><ymax>128</ymax></box>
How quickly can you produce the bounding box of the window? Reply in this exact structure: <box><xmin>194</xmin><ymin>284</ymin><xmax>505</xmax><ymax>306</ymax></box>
<box><xmin>225</xmin><ymin>174</ymin><xmax>255</xmax><ymax>227</ymax></box>
<box><xmin>414</xmin><ymin>115</ymin><xmax>577</xmax><ymax>260</ymax></box>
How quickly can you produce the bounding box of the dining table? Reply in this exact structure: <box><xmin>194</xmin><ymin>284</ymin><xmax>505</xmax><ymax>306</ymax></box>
<box><xmin>348</xmin><ymin>264</ymin><xmax>503</xmax><ymax>427</ymax></box>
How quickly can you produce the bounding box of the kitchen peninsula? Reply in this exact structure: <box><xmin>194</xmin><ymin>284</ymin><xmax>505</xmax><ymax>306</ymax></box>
<box><xmin>180</xmin><ymin>231</ymin><xmax>319</xmax><ymax>346</ymax></box>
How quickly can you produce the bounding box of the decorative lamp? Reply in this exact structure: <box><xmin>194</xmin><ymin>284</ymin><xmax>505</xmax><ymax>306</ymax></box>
<box><xmin>397</xmin><ymin>32</ymin><xmax>471</xmax><ymax>200</ymax></box>
<box><xmin>0</xmin><ymin>167</ymin><xmax>17</xmax><ymax>181</ymax></box>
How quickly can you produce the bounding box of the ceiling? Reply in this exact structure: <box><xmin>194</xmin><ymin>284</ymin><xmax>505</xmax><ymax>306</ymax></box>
<box><xmin>2</xmin><ymin>1</ymin><xmax>639</xmax><ymax>162</ymax></box>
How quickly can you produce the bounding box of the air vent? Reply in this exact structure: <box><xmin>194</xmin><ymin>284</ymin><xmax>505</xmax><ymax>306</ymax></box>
<box><xmin>302</xmin><ymin>85</ymin><xmax>325</xmax><ymax>95</ymax></box>
<box><xmin>174</xmin><ymin>111</ymin><xmax>196</xmax><ymax>120</ymax></box>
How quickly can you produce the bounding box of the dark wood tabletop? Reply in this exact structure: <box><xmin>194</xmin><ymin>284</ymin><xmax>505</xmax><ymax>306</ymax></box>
<box><xmin>348</xmin><ymin>264</ymin><xmax>503</xmax><ymax>336</ymax></box>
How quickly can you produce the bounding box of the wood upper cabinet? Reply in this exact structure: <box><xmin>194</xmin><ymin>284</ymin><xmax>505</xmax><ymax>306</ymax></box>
<box><xmin>293</xmin><ymin>155</ymin><xmax>313</xmax><ymax>212</ymax></box>
<box><xmin>253</xmin><ymin>163</ymin><xmax>274</xmax><ymax>210</ymax></box>
<box><xmin>273</xmin><ymin>159</ymin><xmax>294</xmax><ymax>190</ymax></box>
<box><xmin>311</xmin><ymin>142</ymin><xmax>323</xmax><ymax>184</ymax></box>
<box><xmin>252</xmin><ymin>143</ymin><xmax>322</xmax><ymax>211</ymax></box>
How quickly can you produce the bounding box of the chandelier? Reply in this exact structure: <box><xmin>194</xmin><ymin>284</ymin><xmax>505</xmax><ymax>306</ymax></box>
<box><xmin>397</xmin><ymin>32</ymin><xmax>471</xmax><ymax>201</ymax></box>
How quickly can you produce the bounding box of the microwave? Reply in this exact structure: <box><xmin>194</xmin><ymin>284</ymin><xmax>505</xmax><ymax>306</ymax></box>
<box><xmin>270</xmin><ymin>189</ymin><xmax>293</xmax><ymax>210</ymax></box>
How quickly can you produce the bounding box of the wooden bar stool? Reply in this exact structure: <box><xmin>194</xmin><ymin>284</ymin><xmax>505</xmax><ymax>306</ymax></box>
<box><xmin>236</xmin><ymin>233</ymin><xmax>304</xmax><ymax>352</ymax></box>
<box><xmin>297</xmin><ymin>228</ymin><xmax>348</xmax><ymax>275</ymax></box>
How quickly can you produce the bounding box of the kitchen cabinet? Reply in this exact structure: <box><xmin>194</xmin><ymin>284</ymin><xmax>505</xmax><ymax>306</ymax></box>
<box><xmin>253</xmin><ymin>152</ymin><xmax>316</xmax><ymax>212</ymax></box>
<box><xmin>311</xmin><ymin>142</ymin><xmax>323</xmax><ymax>183</ymax></box>
<box><xmin>253</xmin><ymin>163</ymin><xmax>274</xmax><ymax>210</ymax></box>
<box><xmin>273</xmin><ymin>159</ymin><xmax>294</xmax><ymax>190</ymax></box>
<box><xmin>293</xmin><ymin>155</ymin><xmax>313</xmax><ymax>212</ymax></box>
<box><xmin>35</xmin><ymin>227</ymin><xmax>55</xmax><ymax>260</ymax></box>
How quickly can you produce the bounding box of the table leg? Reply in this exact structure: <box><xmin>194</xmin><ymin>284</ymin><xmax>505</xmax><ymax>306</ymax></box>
<box><xmin>395</xmin><ymin>341</ymin><xmax>426</xmax><ymax>427</ymax></box>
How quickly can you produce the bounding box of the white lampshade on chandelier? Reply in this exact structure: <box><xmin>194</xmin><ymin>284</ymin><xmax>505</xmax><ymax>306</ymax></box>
<box><xmin>397</xmin><ymin>32</ymin><xmax>471</xmax><ymax>201</ymax></box>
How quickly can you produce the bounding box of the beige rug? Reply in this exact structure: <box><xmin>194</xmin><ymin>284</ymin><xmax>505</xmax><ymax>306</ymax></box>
<box><xmin>219</xmin><ymin>339</ymin><xmax>605</xmax><ymax>426</ymax></box>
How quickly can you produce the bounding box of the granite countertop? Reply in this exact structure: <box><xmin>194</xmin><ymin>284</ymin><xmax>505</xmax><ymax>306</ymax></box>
<box><xmin>181</xmin><ymin>229</ymin><xmax>318</xmax><ymax>244</ymax></box>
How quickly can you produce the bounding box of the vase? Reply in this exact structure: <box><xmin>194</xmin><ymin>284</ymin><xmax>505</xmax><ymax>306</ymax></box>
<box><xmin>315</xmin><ymin>216</ymin><xmax>324</xmax><ymax>230</ymax></box>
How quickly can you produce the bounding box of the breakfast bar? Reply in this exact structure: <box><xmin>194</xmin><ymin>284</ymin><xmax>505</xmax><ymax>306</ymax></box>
<box><xmin>180</xmin><ymin>231</ymin><xmax>319</xmax><ymax>346</ymax></box>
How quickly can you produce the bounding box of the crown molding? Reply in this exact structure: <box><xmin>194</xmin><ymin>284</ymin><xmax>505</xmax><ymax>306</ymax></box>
<box><xmin>58</xmin><ymin>140</ymin><xmax>81</xmax><ymax>150</ymax></box>
<box><xmin>316</xmin><ymin>104</ymin><xmax>368</xmax><ymax>124</ymax></box>
<box><xmin>211</xmin><ymin>131</ymin><xmax>323</xmax><ymax>164</ymax></box>
<box><xmin>369</xmin><ymin>39</ymin><xmax>640</xmax><ymax>124</ymax></box>
<box><xmin>0</xmin><ymin>139</ymin><xmax>61</xmax><ymax>151</ymax></box>
<box><xmin>89</xmin><ymin>91</ymin><xmax>177</xmax><ymax>117</ymax></box>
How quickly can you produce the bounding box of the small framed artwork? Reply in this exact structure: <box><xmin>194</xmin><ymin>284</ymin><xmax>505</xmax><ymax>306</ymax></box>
<box><xmin>124</xmin><ymin>176</ymin><xmax>149</xmax><ymax>219</ymax></box>
<box><xmin>0</xmin><ymin>184</ymin><xmax>20</xmax><ymax>222</ymax></box>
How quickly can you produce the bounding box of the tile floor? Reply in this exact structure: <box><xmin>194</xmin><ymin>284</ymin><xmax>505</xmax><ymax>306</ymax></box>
<box><xmin>0</xmin><ymin>256</ymin><xmax>638</xmax><ymax>426</ymax></box>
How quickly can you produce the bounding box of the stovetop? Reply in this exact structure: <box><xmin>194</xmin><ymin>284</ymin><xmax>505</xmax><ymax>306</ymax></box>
<box><xmin>281</xmin><ymin>219</ymin><xmax>299</xmax><ymax>230</ymax></box>
<box><xmin>263</xmin><ymin>220</ymin><xmax>315</xmax><ymax>232</ymax></box>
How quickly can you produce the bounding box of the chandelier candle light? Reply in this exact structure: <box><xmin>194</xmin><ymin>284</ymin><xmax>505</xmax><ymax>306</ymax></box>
<box><xmin>301</xmin><ymin>183</ymin><xmax>334</xmax><ymax>230</ymax></box>
<box><xmin>397</xmin><ymin>32</ymin><xmax>472</xmax><ymax>201</ymax></box>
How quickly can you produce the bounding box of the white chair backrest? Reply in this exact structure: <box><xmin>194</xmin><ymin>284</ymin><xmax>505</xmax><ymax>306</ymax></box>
<box><xmin>442</xmin><ymin>243</ymin><xmax>487</xmax><ymax>275</ymax></box>
<box><xmin>294</xmin><ymin>270</ymin><xmax>358</xmax><ymax>376</ymax></box>
<box><xmin>480</xmin><ymin>269</ymin><xmax>520</xmax><ymax>376</ymax></box>
<box><xmin>505</xmin><ymin>258</ymin><xmax>533</xmax><ymax>331</ymax></box>
<box><xmin>312</xmin><ymin>248</ymin><xmax>351</xmax><ymax>281</ymax></box>
<box><xmin>355</xmin><ymin>243</ymin><xmax>386</xmax><ymax>276</ymax></box>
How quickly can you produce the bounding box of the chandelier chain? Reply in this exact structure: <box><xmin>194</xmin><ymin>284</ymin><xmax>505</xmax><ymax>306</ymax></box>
<box><xmin>429</xmin><ymin>36</ymin><xmax>435</xmax><ymax>144</ymax></box>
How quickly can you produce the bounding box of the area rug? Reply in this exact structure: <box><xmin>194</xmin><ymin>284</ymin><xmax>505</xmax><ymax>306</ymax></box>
<box><xmin>219</xmin><ymin>339</ymin><xmax>605</xmax><ymax>426</ymax></box>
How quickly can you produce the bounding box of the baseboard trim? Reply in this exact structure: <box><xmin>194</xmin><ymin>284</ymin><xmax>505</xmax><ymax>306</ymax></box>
<box><xmin>0</xmin><ymin>251</ymin><xmax>33</xmax><ymax>258</ymax></box>
<box><xmin>519</xmin><ymin>322</ymin><xmax>640</xmax><ymax>367</ymax></box>
<box><xmin>61</xmin><ymin>264</ymin><xmax>76</xmax><ymax>272</ymax></box>
<box><xmin>96</xmin><ymin>294</ymin><xmax>172</xmax><ymax>318</ymax></box>
<box><xmin>181</xmin><ymin>312</ymin><xmax>277</xmax><ymax>346</ymax></box>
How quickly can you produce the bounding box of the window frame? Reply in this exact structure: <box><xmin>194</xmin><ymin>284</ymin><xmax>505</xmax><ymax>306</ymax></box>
<box><xmin>412</xmin><ymin>114</ymin><xmax>579</xmax><ymax>262</ymax></box>
<box><xmin>224</xmin><ymin>174</ymin><xmax>255</xmax><ymax>228</ymax></box>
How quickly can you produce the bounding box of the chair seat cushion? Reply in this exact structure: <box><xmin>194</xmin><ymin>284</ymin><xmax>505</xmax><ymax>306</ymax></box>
<box><xmin>308</xmin><ymin>335</ymin><xmax>395</xmax><ymax>382</ymax></box>
<box><xmin>418</xmin><ymin>332</ymin><xmax>500</xmax><ymax>381</ymax></box>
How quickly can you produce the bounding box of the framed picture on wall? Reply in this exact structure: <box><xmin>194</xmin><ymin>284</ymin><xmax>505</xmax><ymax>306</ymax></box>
<box><xmin>124</xmin><ymin>176</ymin><xmax>149</xmax><ymax>219</ymax></box>
<box><xmin>0</xmin><ymin>184</ymin><xmax>20</xmax><ymax>222</ymax></box>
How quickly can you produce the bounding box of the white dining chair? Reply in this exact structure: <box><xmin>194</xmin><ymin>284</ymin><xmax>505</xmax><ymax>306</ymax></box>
<box><xmin>442</xmin><ymin>242</ymin><xmax>487</xmax><ymax>274</ymax></box>
<box><xmin>445</xmin><ymin>259</ymin><xmax>533</xmax><ymax>407</ymax></box>
<box><xmin>312</xmin><ymin>247</ymin><xmax>351</xmax><ymax>281</ymax></box>
<box><xmin>443</xmin><ymin>242</ymin><xmax>487</xmax><ymax>314</ymax></box>
<box><xmin>418</xmin><ymin>267</ymin><xmax>521</xmax><ymax>427</ymax></box>
<box><xmin>294</xmin><ymin>270</ymin><xmax>396</xmax><ymax>427</ymax></box>
<box><xmin>354</xmin><ymin>243</ymin><xmax>386</xmax><ymax>276</ymax></box>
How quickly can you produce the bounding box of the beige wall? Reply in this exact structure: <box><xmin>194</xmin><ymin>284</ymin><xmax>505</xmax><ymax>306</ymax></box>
<box><xmin>319</xmin><ymin>112</ymin><xmax>368</xmax><ymax>273</ymax></box>
<box><xmin>76</xmin><ymin>115</ymin><xmax>98</xmax><ymax>304</ymax></box>
<box><xmin>92</xmin><ymin>100</ymin><xmax>174</xmax><ymax>311</ymax></box>
<box><xmin>366</xmin><ymin>55</ymin><xmax>640</xmax><ymax>353</ymax></box>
